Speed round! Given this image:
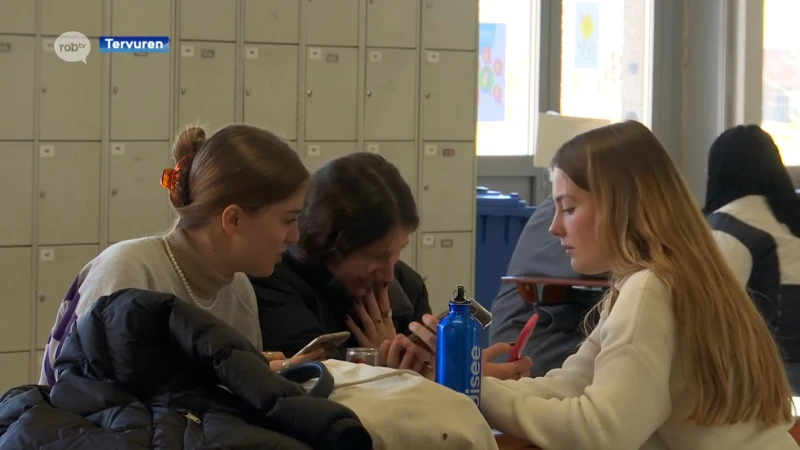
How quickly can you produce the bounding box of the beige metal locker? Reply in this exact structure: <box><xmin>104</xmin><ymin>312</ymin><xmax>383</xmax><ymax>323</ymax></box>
<box><xmin>0</xmin><ymin>352</ymin><xmax>30</xmax><ymax>394</ymax></box>
<box><xmin>0</xmin><ymin>247</ymin><xmax>33</xmax><ymax>352</ymax></box>
<box><xmin>421</xmin><ymin>0</ymin><xmax>477</xmax><ymax>51</ymax></box>
<box><xmin>37</xmin><ymin>142</ymin><xmax>101</xmax><ymax>245</ymax></box>
<box><xmin>244</xmin><ymin>44</ymin><xmax>299</xmax><ymax>140</ymax></box>
<box><xmin>108</xmin><ymin>142</ymin><xmax>172</xmax><ymax>243</ymax></box>
<box><xmin>40</xmin><ymin>38</ymin><xmax>102</xmax><ymax>141</ymax></box>
<box><xmin>421</xmin><ymin>50</ymin><xmax>477</xmax><ymax>141</ymax></box>
<box><xmin>363</xmin><ymin>141</ymin><xmax>417</xmax><ymax>197</ymax></box>
<box><xmin>0</xmin><ymin>142</ymin><xmax>34</xmax><ymax>246</ymax></box>
<box><xmin>417</xmin><ymin>231</ymin><xmax>473</xmax><ymax>313</ymax></box>
<box><xmin>111</xmin><ymin>52</ymin><xmax>171</xmax><ymax>141</ymax></box>
<box><xmin>420</xmin><ymin>142</ymin><xmax>475</xmax><ymax>232</ymax></box>
<box><xmin>305</xmin><ymin>47</ymin><xmax>358</xmax><ymax>141</ymax></box>
<box><xmin>0</xmin><ymin>36</ymin><xmax>35</xmax><ymax>140</ymax></box>
<box><xmin>0</xmin><ymin>0</ymin><xmax>35</xmax><ymax>35</ymax></box>
<box><xmin>244</xmin><ymin>0</ymin><xmax>299</xmax><ymax>44</ymax></box>
<box><xmin>400</xmin><ymin>232</ymin><xmax>417</xmax><ymax>270</ymax></box>
<box><xmin>36</xmin><ymin>244</ymin><xmax>99</xmax><ymax>349</ymax></box>
<box><xmin>366</xmin><ymin>0</ymin><xmax>418</xmax><ymax>49</ymax></box>
<box><xmin>41</xmin><ymin>0</ymin><xmax>104</xmax><ymax>37</ymax></box>
<box><xmin>34</xmin><ymin>350</ymin><xmax>44</xmax><ymax>383</ymax></box>
<box><xmin>180</xmin><ymin>0</ymin><xmax>236</xmax><ymax>42</ymax></box>
<box><xmin>364</xmin><ymin>49</ymin><xmax>416</xmax><ymax>141</ymax></box>
<box><xmin>178</xmin><ymin>42</ymin><xmax>236</xmax><ymax>134</ymax></box>
<box><xmin>300</xmin><ymin>142</ymin><xmax>357</xmax><ymax>174</ymax></box>
<box><xmin>305</xmin><ymin>0</ymin><xmax>359</xmax><ymax>47</ymax></box>
<box><xmin>112</xmin><ymin>0</ymin><xmax>171</xmax><ymax>36</ymax></box>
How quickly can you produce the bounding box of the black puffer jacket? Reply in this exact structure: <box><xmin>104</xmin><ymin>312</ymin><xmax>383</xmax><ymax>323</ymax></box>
<box><xmin>0</xmin><ymin>289</ymin><xmax>373</xmax><ymax>450</ymax></box>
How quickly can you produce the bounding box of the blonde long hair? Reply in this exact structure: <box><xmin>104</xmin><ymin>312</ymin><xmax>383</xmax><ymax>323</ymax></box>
<box><xmin>552</xmin><ymin>121</ymin><xmax>793</xmax><ymax>426</ymax></box>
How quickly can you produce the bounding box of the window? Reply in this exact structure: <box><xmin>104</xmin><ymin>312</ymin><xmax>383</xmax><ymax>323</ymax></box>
<box><xmin>476</xmin><ymin>0</ymin><xmax>536</xmax><ymax>156</ymax></box>
<box><xmin>559</xmin><ymin>0</ymin><xmax>654</xmax><ymax>125</ymax></box>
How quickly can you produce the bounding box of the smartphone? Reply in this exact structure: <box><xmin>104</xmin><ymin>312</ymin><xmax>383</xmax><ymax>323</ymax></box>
<box><xmin>292</xmin><ymin>331</ymin><xmax>351</xmax><ymax>358</ymax></box>
<box><xmin>507</xmin><ymin>314</ymin><xmax>539</xmax><ymax>362</ymax></box>
<box><xmin>407</xmin><ymin>301</ymin><xmax>493</xmax><ymax>352</ymax></box>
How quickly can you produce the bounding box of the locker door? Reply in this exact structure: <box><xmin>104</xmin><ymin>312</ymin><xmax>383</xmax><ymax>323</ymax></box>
<box><xmin>421</xmin><ymin>0</ymin><xmax>477</xmax><ymax>51</ymax></box>
<box><xmin>111</xmin><ymin>52</ymin><xmax>171</xmax><ymax>140</ymax></box>
<box><xmin>364</xmin><ymin>49</ymin><xmax>416</xmax><ymax>141</ymax></box>
<box><xmin>0</xmin><ymin>0</ymin><xmax>35</xmax><ymax>34</ymax></box>
<box><xmin>0</xmin><ymin>36</ymin><xmax>34</xmax><ymax>140</ymax></box>
<box><xmin>300</xmin><ymin>142</ymin><xmax>357</xmax><ymax>174</ymax></box>
<box><xmin>37</xmin><ymin>142</ymin><xmax>101</xmax><ymax>245</ymax></box>
<box><xmin>400</xmin><ymin>232</ymin><xmax>417</xmax><ymax>269</ymax></box>
<box><xmin>421</xmin><ymin>50</ymin><xmax>477</xmax><ymax>141</ymax></box>
<box><xmin>112</xmin><ymin>0</ymin><xmax>171</xmax><ymax>36</ymax></box>
<box><xmin>417</xmin><ymin>231</ymin><xmax>473</xmax><ymax>313</ymax></box>
<box><xmin>305</xmin><ymin>47</ymin><xmax>358</xmax><ymax>141</ymax></box>
<box><xmin>34</xmin><ymin>350</ymin><xmax>44</xmax><ymax>384</ymax></box>
<box><xmin>0</xmin><ymin>353</ymin><xmax>30</xmax><ymax>394</ymax></box>
<box><xmin>0</xmin><ymin>142</ymin><xmax>34</xmax><ymax>246</ymax></box>
<box><xmin>0</xmin><ymin>248</ymin><xmax>32</xmax><ymax>352</ymax></box>
<box><xmin>180</xmin><ymin>0</ymin><xmax>236</xmax><ymax>42</ymax></box>
<box><xmin>36</xmin><ymin>244</ymin><xmax>99</xmax><ymax>349</ymax></box>
<box><xmin>244</xmin><ymin>0</ymin><xmax>299</xmax><ymax>44</ymax></box>
<box><xmin>363</xmin><ymin>141</ymin><xmax>417</xmax><ymax>197</ymax></box>
<box><xmin>305</xmin><ymin>0</ymin><xmax>359</xmax><ymax>47</ymax></box>
<box><xmin>244</xmin><ymin>44</ymin><xmax>298</xmax><ymax>140</ymax></box>
<box><xmin>109</xmin><ymin>142</ymin><xmax>172</xmax><ymax>242</ymax></box>
<box><xmin>420</xmin><ymin>142</ymin><xmax>475</xmax><ymax>232</ymax></box>
<box><xmin>41</xmin><ymin>0</ymin><xmax>104</xmax><ymax>37</ymax></box>
<box><xmin>40</xmin><ymin>38</ymin><xmax>102</xmax><ymax>141</ymax></box>
<box><xmin>178</xmin><ymin>42</ymin><xmax>236</xmax><ymax>134</ymax></box>
<box><xmin>366</xmin><ymin>0</ymin><xmax>417</xmax><ymax>48</ymax></box>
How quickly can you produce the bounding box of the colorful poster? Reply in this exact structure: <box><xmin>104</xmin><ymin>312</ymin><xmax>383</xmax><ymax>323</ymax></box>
<box><xmin>575</xmin><ymin>2</ymin><xmax>599</xmax><ymax>68</ymax></box>
<box><xmin>478</xmin><ymin>23</ymin><xmax>506</xmax><ymax>122</ymax></box>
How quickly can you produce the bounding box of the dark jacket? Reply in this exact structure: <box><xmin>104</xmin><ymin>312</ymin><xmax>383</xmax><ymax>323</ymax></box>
<box><xmin>251</xmin><ymin>250</ymin><xmax>431</xmax><ymax>358</ymax></box>
<box><xmin>0</xmin><ymin>289</ymin><xmax>372</xmax><ymax>450</ymax></box>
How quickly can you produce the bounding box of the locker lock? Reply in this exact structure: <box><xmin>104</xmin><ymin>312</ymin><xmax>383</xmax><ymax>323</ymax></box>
<box><xmin>181</xmin><ymin>88</ymin><xmax>186</xmax><ymax>95</ymax></box>
<box><xmin>112</xmin><ymin>86</ymin><xmax>119</xmax><ymax>94</ymax></box>
<box><xmin>39</xmin><ymin>190</ymin><xmax>46</xmax><ymax>198</ymax></box>
<box><xmin>41</xmin><ymin>86</ymin><xmax>47</xmax><ymax>93</ymax></box>
<box><xmin>111</xmin><ymin>189</ymin><xmax>118</xmax><ymax>197</ymax></box>
<box><xmin>425</xmin><ymin>92</ymin><xmax>431</xmax><ymax>99</ymax></box>
<box><xmin>39</xmin><ymin>295</ymin><xmax>45</xmax><ymax>303</ymax></box>
<box><xmin>366</xmin><ymin>91</ymin><xmax>372</xmax><ymax>98</ymax></box>
<box><xmin>245</xmin><ymin>88</ymin><xmax>251</xmax><ymax>96</ymax></box>
<box><xmin>423</xmin><ymin>184</ymin><xmax>429</xmax><ymax>191</ymax></box>
<box><xmin>307</xmin><ymin>90</ymin><xmax>312</xmax><ymax>97</ymax></box>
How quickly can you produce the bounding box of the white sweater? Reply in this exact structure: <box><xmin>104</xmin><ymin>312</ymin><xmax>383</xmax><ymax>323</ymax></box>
<box><xmin>480</xmin><ymin>270</ymin><xmax>799</xmax><ymax>450</ymax></box>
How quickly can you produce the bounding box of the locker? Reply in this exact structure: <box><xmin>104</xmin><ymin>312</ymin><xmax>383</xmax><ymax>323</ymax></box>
<box><xmin>420</xmin><ymin>142</ymin><xmax>475</xmax><ymax>232</ymax></box>
<box><xmin>366</xmin><ymin>0</ymin><xmax>417</xmax><ymax>48</ymax></box>
<box><xmin>111</xmin><ymin>52</ymin><xmax>171</xmax><ymax>140</ymax></box>
<box><xmin>0</xmin><ymin>0</ymin><xmax>35</xmax><ymax>35</ymax></box>
<box><xmin>34</xmin><ymin>350</ymin><xmax>44</xmax><ymax>384</ymax></box>
<box><xmin>417</xmin><ymin>231</ymin><xmax>473</xmax><ymax>313</ymax></box>
<box><xmin>178</xmin><ymin>42</ymin><xmax>236</xmax><ymax>135</ymax></box>
<box><xmin>0</xmin><ymin>247</ymin><xmax>33</xmax><ymax>352</ymax></box>
<box><xmin>244</xmin><ymin>0</ymin><xmax>299</xmax><ymax>44</ymax></box>
<box><xmin>364</xmin><ymin>48</ymin><xmax>416</xmax><ymax>141</ymax></box>
<box><xmin>108</xmin><ymin>142</ymin><xmax>172</xmax><ymax>242</ymax></box>
<box><xmin>0</xmin><ymin>36</ymin><xmax>34</xmax><ymax>140</ymax></box>
<box><xmin>305</xmin><ymin>47</ymin><xmax>358</xmax><ymax>141</ymax></box>
<box><xmin>244</xmin><ymin>44</ymin><xmax>299</xmax><ymax>140</ymax></box>
<box><xmin>300</xmin><ymin>142</ymin><xmax>357</xmax><ymax>174</ymax></box>
<box><xmin>0</xmin><ymin>352</ymin><xmax>30</xmax><ymax>394</ymax></box>
<box><xmin>305</xmin><ymin>0</ymin><xmax>359</xmax><ymax>47</ymax></box>
<box><xmin>400</xmin><ymin>232</ymin><xmax>416</xmax><ymax>269</ymax></box>
<box><xmin>180</xmin><ymin>0</ymin><xmax>236</xmax><ymax>42</ymax></box>
<box><xmin>40</xmin><ymin>38</ymin><xmax>102</xmax><ymax>141</ymax></box>
<box><xmin>0</xmin><ymin>142</ymin><xmax>34</xmax><ymax>246</ymax></box>
<box><xmin>421</xmin><ymin>0</ymin><xmax>477</xmax><ymax>51</ymax></box>
<box><xmin>112</xmin><ymin>0</ymin><xmax>171</xmax><ymax>36</ymax></box>
<box><xmin>363</xmin><ymin>141</ymin><xmax>417</xmax><ymax>196</ymax></box>
<box><xmin>421</xmin><ymin>50</ymin><xmax>477</xmax><ymax>141</ymax></box>
<box><xmin>37</xmin><ymin>142</ymin><xmax>101</xmax><ymax>245</ymax></box>
<box><xmin>36</xmin><ymin>244</ymin><xmax>99</xmax><ymax>349</ymax></box>
<box><xmin>41</xmin><ymin>0</ymin><xmax>104</xmax><ymax>37</ymax></box>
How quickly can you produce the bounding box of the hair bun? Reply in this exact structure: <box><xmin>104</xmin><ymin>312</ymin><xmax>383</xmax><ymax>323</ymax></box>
<box><xmin>173</xmin><ymin>126</ymin><xmax>206</xmax><ymax>162</ymax></box>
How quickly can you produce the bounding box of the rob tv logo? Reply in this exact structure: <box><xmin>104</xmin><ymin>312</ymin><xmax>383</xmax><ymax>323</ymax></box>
<box><xmin>53</xmin><ymin>31</ymin><xmax>169</xmax><ymax>63</ymax></box>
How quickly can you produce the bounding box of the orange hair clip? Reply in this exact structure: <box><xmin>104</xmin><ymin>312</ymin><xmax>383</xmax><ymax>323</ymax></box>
<box><xmin>160</xmin><ymin>155</ymin><xmax>192</xmax><ymax>205</ymax></box>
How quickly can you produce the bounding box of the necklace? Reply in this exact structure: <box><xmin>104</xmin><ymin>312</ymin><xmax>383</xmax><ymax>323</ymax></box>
<box><xmin>162</xmin><ymin>236</ymin><xmax>220</xmax><ymax>310</ymax></box>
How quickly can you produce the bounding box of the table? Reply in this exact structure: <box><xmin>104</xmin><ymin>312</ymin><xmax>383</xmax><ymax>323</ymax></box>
<box><xmin>495</xmin><ymin>433</ymin><xmax>539</xmax><ymax>449</ymax></box>
<box><xmin>501</xmin><ymin>275</ymin><xmax>610</xmax><ymax>305</ymax></box>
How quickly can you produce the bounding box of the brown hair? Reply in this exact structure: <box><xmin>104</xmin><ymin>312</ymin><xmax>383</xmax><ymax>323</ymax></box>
<box><xmin>552</xmin><ymin>120</ymin><xmax>793</xmax><ymax>427</ymax></box>
<box><xmin>168</xmin><ymin>124</ymin><xmax>308</xmax><ymax>229</ymax></box>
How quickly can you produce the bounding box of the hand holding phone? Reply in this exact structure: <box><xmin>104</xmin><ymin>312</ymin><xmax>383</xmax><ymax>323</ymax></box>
<box><xmin>507</xmin><ymin>314</ymin><xmax>538</xmax><ymax>363</ymax></box>
<box><xmin>292</xmin><ymin>331</ymin><xmax>351</xmax><ymax>359</ymax></box>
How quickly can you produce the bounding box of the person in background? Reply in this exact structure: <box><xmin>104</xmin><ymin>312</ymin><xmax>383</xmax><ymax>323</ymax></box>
<box><xmin>39</xmin><ymin>124</ymin><xmax>323</xmax><ymax>384</ymax></box>
<box><xmin>413</xmin><ymin>121</ymin><xmax>797</xmax><ymax>448</ymax></box>
<box><xmin>703</xmin><ymin>124</ymin><xmax>800</xmax><ymax>392</ymax></box>
<box><xmin>252</xmin><ymin>152</ymin><xmax>531</xmax><ymax>380</ymax></box>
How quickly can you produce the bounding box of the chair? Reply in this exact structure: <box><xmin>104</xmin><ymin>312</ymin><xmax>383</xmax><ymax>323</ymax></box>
<box><xmin>500</xmin><ymin>275</ymin><xmax>610</xmax><ymax>305</ymax></box>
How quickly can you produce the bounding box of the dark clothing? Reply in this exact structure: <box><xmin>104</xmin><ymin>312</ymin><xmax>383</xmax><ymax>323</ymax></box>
<box><xmin>251</xmin><ymin>250</ymin><xmax>432</xmax><ymax>359</ymax></box>
<box><xmin>0</xmin><ymin>289</ymin><xmax>372</xmax><ymax>450</ymax></box>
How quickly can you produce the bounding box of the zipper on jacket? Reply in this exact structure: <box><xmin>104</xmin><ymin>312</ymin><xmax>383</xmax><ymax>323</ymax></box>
<box><xmin>183</xmin><ymin>411</ymin><xmax>201</xmax><ymax>425</ymax></box>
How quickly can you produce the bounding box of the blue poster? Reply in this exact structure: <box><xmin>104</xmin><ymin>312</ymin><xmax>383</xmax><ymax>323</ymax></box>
<box><xmin>478</xmin><ymin>23</ymin><xmax>506</xmax><ymax>122</ymax></box>
<box><xmin>575</xmin><ymin>2</ymin><xmax>599</xmax><ymax>68</ymax></box>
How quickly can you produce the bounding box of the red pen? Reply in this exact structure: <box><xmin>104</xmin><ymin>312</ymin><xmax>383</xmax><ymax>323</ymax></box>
<box><xmin>507</xmin><ymin>313</ymin><xmax>539</xmax><ymax>362</ymax></box>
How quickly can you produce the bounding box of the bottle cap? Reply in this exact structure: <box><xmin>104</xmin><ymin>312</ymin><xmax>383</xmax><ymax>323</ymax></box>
<box><xmin>451</xmin><ymin>285</ymin><xmax>471</xmax><ymax>305</ymax></box>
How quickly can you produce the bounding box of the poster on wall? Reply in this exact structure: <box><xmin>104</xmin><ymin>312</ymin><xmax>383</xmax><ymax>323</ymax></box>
<box><xmin>478</xmin><ymin>23</ymin><xmax>506</xmax><ymax>122</ymax></box>
<box><xmin>575</xmin><ymin>2</ymin><xmax>599</xmax><ymax>68</ymax></box>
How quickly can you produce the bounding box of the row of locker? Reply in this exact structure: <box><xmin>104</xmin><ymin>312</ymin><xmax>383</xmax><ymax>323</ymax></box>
<box><xmin>0</xmin><ymin>351</ymin><xmax>42</xmax><ymax>393</ymax></box>
<box><xmin>0</xmin><ymin>0</ymin><xmax>477</xmax><ymax>51</ymax></box>
<box><xmin>0</xmin><ymin>36</ymin><xmax>477</xmax><ymax>143</ymax></box>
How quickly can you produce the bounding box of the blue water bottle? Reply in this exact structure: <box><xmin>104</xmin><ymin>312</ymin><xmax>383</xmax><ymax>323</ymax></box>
<box><xmin>435</xmin><ymin>285</ymin><xmax>483</xmax><ymax>407</ymax></box>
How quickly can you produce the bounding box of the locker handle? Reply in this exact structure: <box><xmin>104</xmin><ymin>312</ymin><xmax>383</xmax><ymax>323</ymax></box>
<box><xmin>39</xmin><ymin>190</ymin><xmax>46</xmax><ymax>198</ymax></box>
<box><xmin>39</xmin><ymin>295</ymin><xmax>45</xmax><ymax>303</ymax></box>
<box><xmin>245</xmin><ymin>88</ymin><xmax>251</xmax><ymax>96</ymax></box>
<box><xmin>366</xmin><ymin>91</ymin><xmax>372</xmax><ymax>98</ymax></box>
<box><xmin>111</xmin><ymin>188</ymin><xmax>118</xmax><ymax>197</ymax></box>
<box><xmin>425</xmin><ymin>92</ymin><xmax>431</xmax><ymax>99</ymax></box>
<box><xmin>41</xmin><ymin>86</ymin><xmax>47</xmax><ymax>93</ymax></box>
<box><xmin>112</xmin><ymin>86</ymin><xmax>119</xmax><ymax>94</ymax></box>
<box><xmin>423</xmin><ymin>184</ymin><xmax>429</xmax><ymax>191</ymax></box>
<box><xmin>307</xmin><ymin>90</ymin><xmax>312</xmax><ymax>97</ymax></box>
<box><xmin>181</xmin><ymin>87</ymin><xmax>186</xmax><ymax>95</ymax></box>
